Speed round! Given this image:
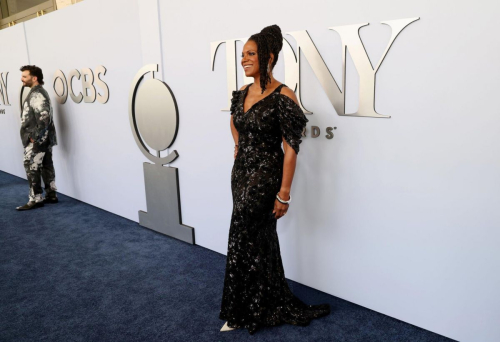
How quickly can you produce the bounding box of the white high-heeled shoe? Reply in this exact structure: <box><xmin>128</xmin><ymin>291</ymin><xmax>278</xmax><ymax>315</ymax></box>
<box><xmin>220</xmin><ymin>321</ymin><xmax>236</xmax><ymax>331</ymax></box>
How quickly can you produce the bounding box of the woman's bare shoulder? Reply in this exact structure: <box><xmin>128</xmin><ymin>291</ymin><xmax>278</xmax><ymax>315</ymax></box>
<box><xmin>280</xmin><ymin>85</ymin><xmax>299</xmax><ymax>105</ymax></box>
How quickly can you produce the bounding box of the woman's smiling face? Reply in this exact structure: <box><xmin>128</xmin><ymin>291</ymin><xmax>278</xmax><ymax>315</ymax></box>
<box><xmin>241</xmin><ymin>40</ymin><xmax>259</xmax><ymax>77</ymax></box>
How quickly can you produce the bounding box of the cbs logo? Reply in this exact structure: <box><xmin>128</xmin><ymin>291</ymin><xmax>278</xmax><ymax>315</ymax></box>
<box><xmin>53</xmin><ymin>65</ymin><xmax>109</xmax><ymax>104</ymax></box>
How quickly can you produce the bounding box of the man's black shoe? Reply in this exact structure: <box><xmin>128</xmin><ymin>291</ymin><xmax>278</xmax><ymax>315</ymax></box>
<box><xmin>43</xmin><ymin>197</ymin><xmax>59</xmax><ymax>204</ymax></box>
<box><xmin>16</xmin><ymin>201</ymin><xmax>44</xmax><ymax>211</ymax></box>
<box><xmin>43</xmin><ymin>192</ymin><xmax>58</xmax><ymax>204</ymax></box>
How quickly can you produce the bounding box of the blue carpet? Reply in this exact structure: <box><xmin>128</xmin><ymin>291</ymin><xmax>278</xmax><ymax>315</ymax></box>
<box><xmin>0</xmin><ymin>170</ymin><xmax>454</xmax><ymax>342</ymax></box>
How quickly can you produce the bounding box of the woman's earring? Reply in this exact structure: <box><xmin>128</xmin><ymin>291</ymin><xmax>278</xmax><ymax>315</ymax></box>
<box><xmin>267</xmin><ymin>64</ymin><xmax>271</xmax><ymax>73</ymax></box>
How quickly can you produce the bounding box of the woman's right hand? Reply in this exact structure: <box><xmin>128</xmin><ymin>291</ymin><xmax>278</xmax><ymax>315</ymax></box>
<box><xmin>234</xmin><ymin>146</ymin><xmax>238</xmax><ymax>159</ymax></box>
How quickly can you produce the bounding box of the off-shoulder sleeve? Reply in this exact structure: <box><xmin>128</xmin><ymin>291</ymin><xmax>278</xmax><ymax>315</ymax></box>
<box><xmin>230</xmin><ymin>90</ymin><xmax>241</xmax><ymax>115</ymax></box>
<box><xmin>277</xmin><ymin>94</ymin><xmax>309</xmax><ymax>154</ymax></box>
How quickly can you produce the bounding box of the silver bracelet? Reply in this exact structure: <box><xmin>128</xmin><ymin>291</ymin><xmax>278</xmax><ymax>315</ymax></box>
<box><xmin>276</xmin><ymin>192</ymin><xmax>291</xmax><ymax>204</ymax></box>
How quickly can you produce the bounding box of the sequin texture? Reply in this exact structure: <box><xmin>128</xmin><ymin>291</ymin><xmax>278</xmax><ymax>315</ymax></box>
<box><xmin>219</xmin><ymin>83</ymin><xmax>331</xmax><ymax>335</ymax></box>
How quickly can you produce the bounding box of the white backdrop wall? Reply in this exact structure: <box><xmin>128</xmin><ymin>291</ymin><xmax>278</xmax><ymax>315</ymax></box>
<box><xmin>0</xmin><ymin>0</ymin><xmax>149</xmax><ymax>218</ymax></box>
<box><xmin>0</xmin><ymin>1</ymin><xmax>498</xmax><ymax>341</ymax></box>
<box><xmin>0</xmin><ymin>24</ymin><xmax>30</xmax><ymax>177</ymax></box>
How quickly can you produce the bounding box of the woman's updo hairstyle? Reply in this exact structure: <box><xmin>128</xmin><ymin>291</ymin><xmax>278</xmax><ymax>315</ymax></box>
<box><xmin>248</xmin><ymin>24</ymin><xmax>283</xmax><ymax>94</ymax></box>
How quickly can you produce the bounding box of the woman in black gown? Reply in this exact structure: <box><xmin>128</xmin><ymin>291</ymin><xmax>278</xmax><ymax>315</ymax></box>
<box><xmin>219</xmin><ymin>25</ymin><xmax>331</xmax><ymax>335</ymax></box>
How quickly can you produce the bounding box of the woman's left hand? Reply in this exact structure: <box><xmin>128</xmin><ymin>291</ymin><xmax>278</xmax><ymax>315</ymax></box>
<box><xmin>273</xmin><ymin>199</ymin><xmax>289</xmax><ymax>219</ymax></box>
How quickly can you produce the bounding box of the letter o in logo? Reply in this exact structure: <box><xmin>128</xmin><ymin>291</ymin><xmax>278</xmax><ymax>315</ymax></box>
<box><xmin>53</xmin><ymin>70</ymin><xmax>68</xmax><ymax>104</ymax></box>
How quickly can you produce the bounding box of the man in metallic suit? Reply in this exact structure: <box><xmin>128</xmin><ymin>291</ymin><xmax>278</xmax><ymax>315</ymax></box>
<box><xmin>16</xmin><ymin>65</ymin><xmax>58</xmax><ymax>211</ymax></box>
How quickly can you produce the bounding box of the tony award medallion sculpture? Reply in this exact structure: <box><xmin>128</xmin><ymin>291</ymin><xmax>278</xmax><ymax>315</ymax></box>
<box><xmin>129</xmin><ymin>64</ymin><xmax>195</xmax><ymax>244</ymax></box>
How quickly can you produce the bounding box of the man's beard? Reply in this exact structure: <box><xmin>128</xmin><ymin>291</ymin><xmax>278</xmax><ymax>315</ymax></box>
<box><xmin>23</xmin><ymin>80</ymin><xmax>33</xmax><ymax>87</ymax></box>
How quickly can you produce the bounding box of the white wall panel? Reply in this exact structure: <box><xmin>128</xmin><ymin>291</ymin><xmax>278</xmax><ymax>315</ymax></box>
<box><xmin>20</xmin><ymin>0</ymin><xmax>147</xmax><ymax>219</ymax></box>
<box><xmin>158</xmin><ymin>0</ymin><xmax>500</xmax><ymax>341</ymax></box>
<box><xmin>0</xmin><ymin>24</ymin><xmax>30</xmax><ymax>178</ymax></box>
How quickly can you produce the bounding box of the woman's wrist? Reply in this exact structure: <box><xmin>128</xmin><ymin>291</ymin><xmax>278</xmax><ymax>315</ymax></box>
<box><xmin>278</xmin><ymin>189</ymin><xmax>290</xmax><ymax>200</ymax></box>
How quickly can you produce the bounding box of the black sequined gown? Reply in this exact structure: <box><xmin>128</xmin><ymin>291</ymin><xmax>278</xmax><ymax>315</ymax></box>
<box><xmin>219</xmin><ymin>83</ymin><xmax>331</xmax><ymax>335</ymax></box>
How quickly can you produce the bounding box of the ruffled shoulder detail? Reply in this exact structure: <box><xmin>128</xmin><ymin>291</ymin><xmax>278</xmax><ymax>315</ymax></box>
<box><xmin>276</xmin><ymin>93</ymin><xmax>309</xmax><ymax>154</ymax></box>
<box><xmin>230</xmin><ymin>90</ymin><xmax>241</xmax><ymax>115</ymax></box>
